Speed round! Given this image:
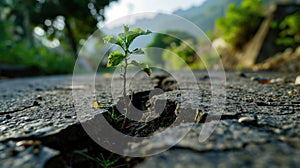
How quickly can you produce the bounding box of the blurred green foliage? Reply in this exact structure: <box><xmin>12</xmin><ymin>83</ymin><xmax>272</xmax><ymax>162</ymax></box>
<box><xmin>146</xmin><ymin>31</ymin><xmax>198</xmax><ymax>67</ymax></box>
<box><xmin>0</xmin><ymin>0</ymin><xmax>117</xmax><ymax>75</ymax></box>
<box><xmin>146</xmin><ymin>30</ymin><xmax>222</xmax><ymax>70</ymax></box>
<box><xmin>276</xmin><ymin>12</ymin><xmax>300</xmax><ymax>46</ymax></box>
<box><xmin>162</xmin><ymin>40</ymin><xmax>201</xmax><ymax>70</ymax></box>
<box><xmin>216</xmin><ymin>0</ymin><xmax>264</xmax><ymax>50</ymax></box>
<box><xmin>0</xmin><ymin>40</ymin><xmax>74</xmax><ymax>74</ymax></box>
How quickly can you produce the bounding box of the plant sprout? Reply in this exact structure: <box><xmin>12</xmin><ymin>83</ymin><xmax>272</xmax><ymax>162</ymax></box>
<box><xmin>103</xmin><ymin>25</ymin><xmax>152</xmax><ymax>129</ymax></box>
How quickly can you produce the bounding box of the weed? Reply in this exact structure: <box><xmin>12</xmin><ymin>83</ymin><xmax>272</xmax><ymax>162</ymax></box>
<box><xmin>103</xmin><ymin>25</ymin><xmax>152</xmax><ymax>129</ymax></box>
<box><xmin>75</xmin><ymin>150</ymin><xmax>120</xmax><ymax>168</ymax></box>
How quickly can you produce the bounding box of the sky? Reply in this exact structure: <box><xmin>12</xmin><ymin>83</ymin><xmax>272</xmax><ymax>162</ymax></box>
<box><xmin>104</xmin><ymin>0</ymin><xmax>206</xmax><ymax>24</ymax></box>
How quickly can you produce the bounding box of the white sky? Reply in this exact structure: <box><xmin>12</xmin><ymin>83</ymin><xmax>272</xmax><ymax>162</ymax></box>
<box><xmin>104</xmin><ymin>0</ymin><xmax>206</xmax><ymax>24</ymax></box>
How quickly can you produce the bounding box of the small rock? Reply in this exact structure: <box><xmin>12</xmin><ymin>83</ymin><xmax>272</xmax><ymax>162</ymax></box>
<box><xmin>33</xmin><ymin>148</ymin><xmax>40</xmax><ymax>155</ymax></box>
<box><xmin>238</xmin><ymin>116</ymin><xmax>257</xmax><ymax>125</ymax></box>
<box><xmin>237</xmin><ymin>72</ymin><xmax>247</xmax><ymax>78</ymax></box>
<box><xmin>24</xmin><ymin>127</ymin><xmax>33</xmax><ymax>134</ymax></box>
<box><xmin>274</xmin><ymin>129</ymin><xmax>281</xmax><ymax>134</ymax></box>
<box><xmin>251</xmin><ymin>77</ymin><xmax>271</xmax><ymax>84</ymax></box>
<box><xmin>2</xmin><ymin>141</ymin><xmax>61</xmax><ymax>168</ymax></box>
<box><xmin>35</xmin><ymin>88</ymin><xmax>43</xmax><ymax>91</ymax></box>
<box><xmin>0</xmin><ymin>125</ymin><xmax>8</xmax><ymax>132</ymax></box>
<box><xmin>9</xmin><ymin>149</ymin><xmax>19</xmax><ymax>156</ymax></box>
<box><xmin>64</xmin><ymin>115</ymin><xmax>72</xmax><ymax>119</ymax></box>
<box><xmin>200</xmin><ymin>75</ymin><xmax>209</xmax><ymax>80</ymax></box>
<box><xmin>36</xmin><ymin>95</ymin><xmax>43</xmax><ymax>101</ymax></box>
<box><xmin>33</xmin><ymin>101</ymin><xmax>40</xmax><ymax>106</ymax></box>
<box><xmin>22</xmin><ymin>116</ymin><xmax>31</xmax><ymax>122</ymax></box>
<box><xmin>270</xmin><ymin>78</ymin><xmax>284</xmax><ymax>84</ymax></box>
<box><xmin>16</xmin><ymin>140</ymin><xmax>41</xmax><ymax>148</ymax></box>
<box><xmin>34</xmin><ymin>127</ymin><xmax>54</xmax><ymax>136</ymax></box>
<box><xmin>295</xmin><ymin>75</ymin><xmax>300</xmax><ymax>85</ymax></box>
<box><xmin>5</xmin><ymin>115</ymin><xmax>12</xmax><ymax>119</ymax></box>
<box><xmin>194</xmin><ymin>110</ymin><xmax>207</xmax><ymax>123</ymax></box>
<box><xmin>161</xmin><ymin>78</ymin><xmax>178</xmax><ymax>91</ymax></box>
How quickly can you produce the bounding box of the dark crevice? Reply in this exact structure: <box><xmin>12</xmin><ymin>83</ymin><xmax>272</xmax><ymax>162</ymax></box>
<box><xmin>103</xmin><ymin>90</ymin><xmax>178</xmax><ymax>137</ymax></box>
<box><xmin>255</xmin><ymin>101</ymin><xmax>300</xmax><ymax>107</ymax></box>
<box><xmin>5</xmin><ymin>123</ymin><xmax>131</xmax><ymax>168</ymax></box>
<box><xmin>169</xmin><ymin>145</ymin><xmax>246</xmax><ymax>154</ymax></box>
<box><xmin>2</xmin><ymin>89</ymin><xmax>174</xmax><ymax>167</ymax></box>
<box><xmin>169</xmin><ymin>139</ymin><xmax>275</xmax><ymax>155</ymax></box>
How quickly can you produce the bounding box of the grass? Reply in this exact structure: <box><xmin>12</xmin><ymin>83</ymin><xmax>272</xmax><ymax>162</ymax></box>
<box><xmin>75</xmin><ymin>150</ymin><xmax>120</xmax><ymax>168</ymax></box>
<box><xmin>93</xmin><ymin>101</ymin><xmax>124</xmax><ymax>122</ymax></box>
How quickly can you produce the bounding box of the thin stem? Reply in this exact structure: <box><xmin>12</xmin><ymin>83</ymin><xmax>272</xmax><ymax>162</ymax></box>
<box><xmin>121</xmin><ymin>56</ymin><xmax>129</xmax><ymax>129</ymax></box>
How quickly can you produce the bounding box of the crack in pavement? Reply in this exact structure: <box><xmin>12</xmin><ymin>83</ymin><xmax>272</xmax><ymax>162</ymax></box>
<box><xmin>0</xmin><ymin>101</ymin><xmax>40</xmax><ymax>115</ymax></box>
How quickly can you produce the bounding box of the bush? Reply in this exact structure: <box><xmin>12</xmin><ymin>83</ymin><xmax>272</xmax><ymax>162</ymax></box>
<box><xmin>276</xmin><ymin>12</ymin><xmax>300</xmax><ymax>46</ymax></box>
<box><xmin>216</xmin><ymin>0</ymin><xmax>264</xmax><ymax>50</ymax></box>
<box><xmin>146</xmin><ymin>30</ymin><xmax>197</xmax><ymax>67</ymax></box>
<box><xmin>0</xmin><ymin>40</ymin><xmax>74</xmax><ymax>75</ymax></box>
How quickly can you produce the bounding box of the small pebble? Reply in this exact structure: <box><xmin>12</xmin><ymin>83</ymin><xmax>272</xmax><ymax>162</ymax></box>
<box><xmin>251</xmin><ymin>77</ymin><xmax>271</xmax><ymax>84</ymax></box>
<box><xmin>22</xmin><ymin>116</ymin><xmax>31</xmax><ymax>122</ymax></box>
<box><xmin>237</xmin><ymin>72</ymin><xmax>247</xmax><ymax>78</ymax></box>
<box><xmin>270</xmin><ymin>78</ymin><xmax>284</xmax><ymax>84</ymax></box>
<box><xmin>9</xmin><ymin>149</ymin><xmax>19</xmax><ymax>156</ymax></box>
<box><xmin>64</xmin><ymin>115</ymin><xmax>72</xmax><ymax>119</ymax></box>
<box><xmin>295</xmin><ymin>75</ymin><xmax>300</xmax><ymax>85</ymax></box>
<box><xmin>36</xmin><ymin>95</ymin><xmax>43</xmax><ymax>101</ymax></box>
<box><xmin>238</xmin><ymin>116</ymin><xmax>257</xmax><ymax>125</ymax></box>
<box><xmin>200</xmin><ymin>75</ymin><xmax>209</xmax><ymax>80</ymax></box>
<box><xmin>274</xmin><ymin>129</ymin><xmax>281</xmax><ymax>134</ymax></box>
<box><xmin>34</xmin><ymin>127</ymin><xmax>54</xmax><ymax>136</ymax></box>
<box><xmin>5</xmin><ymin>115</ymin><xmax>12</xmax><ymax>119</ymax></box>
<box><xmin>35</xmin><ymin>88</ymin><xmax>43</xmax><ymax>91</ymax></box>
<box><xmin>0</xmin><ymin>125</ymin><xmax>8</xmax><ymax>132</ymax></box>
<box><xmin>24</xmin><ymin>128</ymin><xmax>33</xmax><ymax>134</ymax></box>
<box><xmin>16</xmin><ymin>140</ymin><xmax>41</xmax><ymax>148</ymax></box>
<box><xmin>33</xmin><ymin>101</ymin><xmax>40</xmax><ymax>106</ymax></box>
<box><xmin>33</xmin><ymin>148</ymin><xmax>40</xmax><ymax>155</ymax></box>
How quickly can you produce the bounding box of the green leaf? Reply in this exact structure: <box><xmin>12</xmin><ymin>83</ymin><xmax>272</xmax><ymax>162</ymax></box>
<box><xmin>103</xmin><ymin>35</ymin><xmax>125</xmax><ymax>49</ymax></box>
<box><xmin>103</xmin><ymin>36</ymin><xmax>118</xmax><ymax>44</ymax></box>
<box><xmin>126</xmin><ymin>28</ymin><xmax>151</xmax><ymax>47</ymax></box>
<box><xmin>117</xmin><ymin>35</ymin><xmax>126</xmax><ymax>49</ymax></box>
<box><xmin>143</xmin><ymin>67</ymin><xmax>152</xmax><ymax>77</ymax></box>
<box><xmin>107</xmin><ymin>51</ymin><xmax>125</xmax><ymax>67</ymax></box>
<box><xmin>130</xmin><ymin>60</ymin><xmax>152</xmax><ymax>76</ymax></box>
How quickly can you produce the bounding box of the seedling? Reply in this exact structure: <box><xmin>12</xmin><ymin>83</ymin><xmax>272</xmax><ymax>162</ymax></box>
<box><xmin>103</xmin><ymin>25</ymin><xmax>152</xmax><ymax>129</ymax></box>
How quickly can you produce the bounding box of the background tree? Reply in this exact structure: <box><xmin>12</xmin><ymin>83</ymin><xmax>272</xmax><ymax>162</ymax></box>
<box><xmin>146</xmin><ymin>30</ymin><xmax>197</xmax><ymax>66</ymax></box>
<box><xmin>162</xmin><ymin>40</ymin><xmax>200</xmax><ymax>69</ymax></box>
<box><xmin>30</xmin><ymin>0</ymin><xmax>118</xmax><ymax>58</ymax></box>
<box><xmin>216</xmin><ymin>0</ymin><xmax>264</xmax><ymax>50</ymax></box>
<box><xmin>0</xmin><ymin>0</ymin><xmax>117</xmax><ymax>75</ymax></box>
<box><xmin>276</xmin><ymin>12</ymin><xmax>300</xmax><ymax>47</ymax></box>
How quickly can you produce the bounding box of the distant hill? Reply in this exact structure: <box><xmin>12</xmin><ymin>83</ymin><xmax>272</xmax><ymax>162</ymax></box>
<box><xmin>173</xmin><ymin>0</ymin><xmax>243</xmax><ymax>32</ymax></box>
<box><xmin>172</xmin><ymin>0</ymin><xmax>300</xmax><ymax>32</ymax></box>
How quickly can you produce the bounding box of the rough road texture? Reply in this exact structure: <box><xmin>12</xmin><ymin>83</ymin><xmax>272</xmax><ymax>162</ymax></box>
<box><xmin>0</xmin><ymin>71</ymin><xmax>299</xmax><ymax>168</ymax></box>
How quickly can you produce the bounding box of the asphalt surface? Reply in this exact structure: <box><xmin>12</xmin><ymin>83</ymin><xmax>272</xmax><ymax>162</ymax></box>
<box><xmin>0</xmin><ymin>71</ymin><xmax>299</xmax><ymax>168</ymax></box>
